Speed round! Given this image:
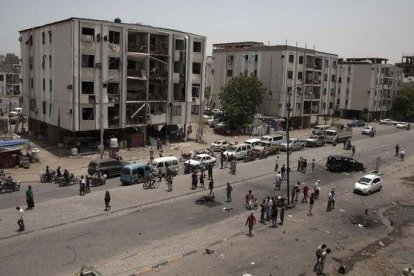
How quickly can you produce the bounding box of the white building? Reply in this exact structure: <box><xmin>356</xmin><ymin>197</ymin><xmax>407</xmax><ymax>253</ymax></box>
<box><xmin>0</xmin><ymin>53</ymin><xmax>21</xmax><ymax>114</ymax></box>
<box><xmin>212</xmin><ymin>42</ymin><xmax>339</xmax><ymax>128</ymax></box>
<box><xmin>336</xmin><ymin>58</ymin><xmax>403</xmax><ymax>120</ymax></box>
<box><xmin>19</xmin><ymin>17</ymin><xmax>206</xmax><ymax>145</ymax></box>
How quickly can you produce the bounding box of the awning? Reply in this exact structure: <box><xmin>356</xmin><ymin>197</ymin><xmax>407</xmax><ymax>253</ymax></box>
<box><xmin>0</xmin><ymin>139</ymin><xmax>29</xmax><ymax>148</ymax></box>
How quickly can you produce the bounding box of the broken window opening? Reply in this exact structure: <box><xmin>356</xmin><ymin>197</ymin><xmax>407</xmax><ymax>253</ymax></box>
<box><xmin>192</xmin><ymin>63</ymin><xmax>201</xmax><ymax>74</ymax></box>
<box><xmin>193</xmin><ymin>41</ymin><xmax>202</xmax><ymax>52</ymax></box>
<box><xmin>109</xmin><ymin>31</ymin><xmax>120</xmax><ymax>44</ymax></box>
<box><xmin>82</xmin><ymin>55</ymin><xmax>95</xmax><ymax>68</ymax></box>
<box><xmin>109</xmin><ymin>57</ymin><xmax>120</xmax><ymax>70</ymax></box>
<box><xmin>176</xmin><ymin>39</ymin><xmax>185</xmax><ymax>51</ymax></box>
<box><xmin>82</xmin><ymin>108</ymin><xmax>95</xmax><ymax>120</ymax></box>
<box><xmin>82</xmin><ymin>81</ymin><xmax>94</xmax><ymax>94</ymax></box>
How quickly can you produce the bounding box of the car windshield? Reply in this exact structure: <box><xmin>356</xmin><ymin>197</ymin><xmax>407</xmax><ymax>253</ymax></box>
<box><xmin>358</xmin><ymin>177</ymin><xmax>371</xmax><ymax>185</ymax></box>
<box><xmin>226</xmin><ymin>146</ymin><xmax>237</xmax><ymax>152</ymax></box>
<box><xmin>193</xmin><ymin>156</ymin><xmax>203</xmax><ymax>161</ymax></box>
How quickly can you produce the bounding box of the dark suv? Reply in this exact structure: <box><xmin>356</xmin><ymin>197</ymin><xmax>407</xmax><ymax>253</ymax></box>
<box><xmin>347</xmin><ymin>120</ymin><xmax>366</xmax><ymax>127</ymax></box>
<box><xmin>326</xmin><ymin>155</ymin><xmax>365</xmax><ymax>172</ymax></box>
<box><xmin>87</xmin><ymin>158</ymin><xmax>128</xmax><ymax>177</ymax></box>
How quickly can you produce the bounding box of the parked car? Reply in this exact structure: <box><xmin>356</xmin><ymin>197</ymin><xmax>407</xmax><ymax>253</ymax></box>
<box><xmin>244</xmin><ymin>138</ymin><xmax>262</xmax><ymax>148</ymax></box>
<box><xmin>347</xmin><ymin>120</ymin><xmax>366</xmax><ymax>127</ymax></box>
<box><xmin>253</xmin><ymin>141</ymin><xmax>280</xmax><ymax>155</ymax></box>
<box><xmin>260</xmin><ymin>134</ymin><xmax>285</xmax><ymax>145</ymax></box>
<box><xmin>184</xmin><ymin>154</ymin><xmax>216</xmax><ymax>169</ymax></box>
<box><xmin>279</xmin><ymin>138</ymin><xmax>305</xmax><ymax>151</ymax></box>
<box><xmin>151</xmin><ymin>156</ymin><xmax>180</xmax><ymax>176</ymax></box>
<box><xmin>326</xmin><ymin>155</ymin><xmax>365</xmax><ymax>172</ymax></box>
<box><xmin>353</xmin><ymin>174</ymin><xmax>383</xmax><ymax>195</ymax></box>
<box><xmin>211</xmin><ymin>139</ymin><xmax>233</xmax><ymax>151</ymax></box>
<box><xmin>224</xmin><ymin>144</ymin><xmax>252</xmax><ymax>160</ymax></box>
<box><xmin>120</xmin><ymin>163</ymin><xmax>152</xmax><ymax>185</ymax></box>
<box><xmin>362</xmin><ymin>126</ymin><xmax>376</xmax><ymax>135</ymax></box>
<box><xmin>87</xmin><ymin>158</ymin><xmax>128</xmax><ymax>177</ymax></box>
<box><xmin>305</xmin><ymin>135</ymin><xmax>325</xmax><ymax>147</ymax></box>
<box><xmin>396</xmin><ymin>122</ymin><xmax>410</xmax><ymax>129</ymax></box>
<box><xmin>379</xmin><ymin>118</ymin><xmax>396</xmax><ymax>125</ymax></box>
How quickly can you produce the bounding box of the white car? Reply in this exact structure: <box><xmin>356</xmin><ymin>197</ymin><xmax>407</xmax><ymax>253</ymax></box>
<box><xmin>396</xmin><ymin>122</ymin><xmax>410</xmax><ymax>129</ymax></box>
<box><xmin>211</xmin><ymin>139</ymin><xmax>232</xmax><ymax>151</ymax></box>
<box><xmin>353</xmin><ymin>174</ymin><xmax>383</xmax><ymax>195</ymax></box>
<box><xmin>184</xmin><ymin>154</ymin><xmax>216</xmax><ymax>169</ymax></box>
<box><xmin>279</xmin><ymin>138</ymin><xmax>305</xmax><ymax>151</ymax></box>
<box><xmin>379</xmin><ymin>118</ymin><xmax>395</xmax><ymax>125</ymax></box>
<box><xmin>362</xmin><ymin>126</ymin><xmax>376</xmax><ymax>135</ymax></box>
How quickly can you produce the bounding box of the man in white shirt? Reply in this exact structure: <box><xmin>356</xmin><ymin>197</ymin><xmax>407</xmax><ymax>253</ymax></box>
<box><xmin>275</xmin><ymin>172</ymin><xmax>282</xmax><ymax>190</ymax></box>
<box><xmin>16</xmin><ymin>206</ymin><xmax>25</xmax><ymax>231</ymax></box>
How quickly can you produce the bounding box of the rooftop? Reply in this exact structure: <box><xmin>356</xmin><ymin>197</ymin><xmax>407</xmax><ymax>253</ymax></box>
<box><xmin>340</xmin><ymin>57</ymin><xmax>388</xmax><ymax>65</ymax></box>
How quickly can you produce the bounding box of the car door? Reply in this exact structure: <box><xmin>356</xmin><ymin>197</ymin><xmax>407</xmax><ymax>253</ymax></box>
<box><xmin>372</xmin><ymin>177</ymin><xmax>381</xmax><ymax>191</ymax></box>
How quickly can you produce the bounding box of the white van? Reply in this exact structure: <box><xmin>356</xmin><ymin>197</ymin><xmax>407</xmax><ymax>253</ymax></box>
<box><xmin>151</xmin><ymin>156</ymin><xmax>179</xmax><ymax>176</ymax></box>
<box><xmin>314</xmin><ymin>125</ymin><xmax>331</xmax><ymax>135</ymax></box>
<box><xmin>260</xmin><ymin>134</ymin><xmax>284</xmax><ymax>145</ymax></box>
<box><xmin>244</xmin><ymin>138</ymin><xmax>262</xmax><ymax>148</ymax></box>
<box><xmin>224</xmin><ymin>143</ymin><xmax>252</xmax><ymax>160</ymax></box>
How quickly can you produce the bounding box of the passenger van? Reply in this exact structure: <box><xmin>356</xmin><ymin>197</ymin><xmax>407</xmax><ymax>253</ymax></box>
<box><xmin>87</xmin><ymin>158</ymin><xmax>128</xmax><ymax>177</ymax></box>
<box><xmin>120</xmin><ymin>163</ymin><xmax>151</xmax><ymax>185</ymax></box>
<box><xmin>244</xmin><ymin>138</ymin><xmax>262</xmax><ymax>148</ymax></box>
<box><xmin>223</xmin><ymin>143</ymin><xmax>252</xmax><ymax>160</ymax></box>
<box><xmin>151</xmin><ymin>156</ymin><xmax>179</xmax><ymax>176</ymax></box>
<box><xmin>260</xmin><ymin>134</ymin><xmax>284</xmax><ymax>145</ymax></box>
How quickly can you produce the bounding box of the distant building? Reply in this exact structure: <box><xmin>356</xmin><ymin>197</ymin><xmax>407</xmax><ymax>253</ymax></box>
<box><xmin>19</xmin><ymin>17</ymin><xmax>206</xmax><ymax>144</ymax></box>
<box><xmin>337</xmin><ymin>58</ymin><xmax>403</xmax><ymax>120</ymax></box>
<box><xmin>0</xmin><ymin>53</ymin><xmax>22</xmax><ymax>114</ymax></box>
<box><xmin>396</xmin><ymin>54</ymin><xmax>414</xmax><ymax>87</ymax></box>
<box><xmin>212</xmin><ymin>42</ymin><xmax>339</xmax><ymax>128</ymax></box>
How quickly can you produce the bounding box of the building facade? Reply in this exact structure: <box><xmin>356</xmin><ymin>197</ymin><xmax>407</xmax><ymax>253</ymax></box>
<box><xmin>0</xmin><ymin>53</ymin><xmax>21</xmax><ymax>114</ymax></box>
<box><xmin>211</xmin><ymin>42</ymin><xmax>339</xmax><ymax>128</ymax></box>
<box><xmin>20</xmin><ymin>17</ymin><xmax>206</xmax><ymax>144</ymax></box>
<box><xmin>396</xmin><ymin>54</ymin><xmax>414</xmax><ymax>87</ymax></box>
<box><xmin>337</xmin><ymin>58</ymin><xmax>403</xmax><ymax>120</ymax></box>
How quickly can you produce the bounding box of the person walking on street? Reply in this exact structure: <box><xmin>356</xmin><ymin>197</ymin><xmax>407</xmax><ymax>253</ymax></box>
<box><xmin>191</xmin><ymin>171</ymin><xmax>198</xmax><ymax>190</ymax></box>
<box><xmin>245</xmin><ymin>213</ymin><xmax>256</xmax><ymax>237</ymax></box>
<box><xmin>326</xmin><ymin>189</ymin><xmax>335</xmax><ymax>211</ymax></box>
<box><xmin>279</xmin><ymin>205</ymin><xmax>285</xmax><ymax>225</ymax></box>
<box><xmin>271</xmin><ymin>204</ymin><xmax>278</xmax><ymax>228</ymax></box>
<box><xmin>302</xmin><ymin>184</ymin><xmax>309</xmax><ymax>203</ymax></box>
<box><xmin>199</xmin><ymin>172</ymin><xmax>205</xmax><ymax>189</ymax></box>
<box><xmin>281</xmin><ymin>164</ymin><xmax>286</xmax><ymax>180</ymax></box>
<box><xmin>149</xmin><ymin>147</ymin><xmax>154</xmax><ymax>160</ymax></box>
<box><xmin>395</xmin><ymin>144</ymin><xmax>399</xmax><ymax>157</ymax></box>
<box><xmin>275</xmin><ymin>171</ymin><xmax>282</xmax><ymax>190</ymax></box>
<box><xmin>220</xmin><ymin>151</ymin><xmax>224</xmax><ymax>169</ymax></box>
<box><xmin>245</xmin><ymin>190</ymin><xmax>255</xmax><ymax>210</ymax></box>
<box><xmin>25</xmin><ymin>186</ymin><xmax>34</xmax><ymax>210</ymax></box>
<box><xmin>314</xmin><ymin>180</ymin><xmax>321</xmax><ymax>199</ymax></box>
<box><xmin>302</xmin><ymin>159</ymin><xmax>308</xmax><ymax>173</ymax></box>
<box><xmin>208</xmin><ymin>179</ymin><xmax>214</xmax><ymax>196</ymax></box>
<box><xmin>226</xmin><ymin>182</ymin><xmax>233</xmax><ymax>202</ymax></box>
<box><xmin>260</xmin><ymin>199</ymin><xmax>266</xmax><ymax>223</ymax></box>
<box><xmin>297</xmin><ymin>157</ymin><xmax>302</xmax><ymax>172</ymax></box>
<box><xmin>317</xmin><ymin>248</ymin><xmax>331</xmax><ymax>275</ymax></box>
<box><xmin>267</xmin><ymin>196</ymin><xmax>273</xmax><ymax>220</ymax></box>
<box><xmin>16</xmin><ymin>207</ymin><xmax>25</xmax><ymax>231</ymax></box>
<box><xmin>291</xmin><ymin>186</ymin><xmax>296</xmax><ymax>203</ymax></box>
<box><xmin>274</xmin><ymin>156</ymin><xmax>279</xmax><ymax>171</ymax></box>
<box><xmin>308</xmin><ymin>193</ymin><xmax>315</xmax><ymax>216</ymax></box>
<box><xmin>313</xmin><ymin>244</ymin><xmax>327</xmax><ymax>272</ymax></box>
<box><xmin>85</xmin><ymin>176</ymin><xmax>90</xmax><ymax>193</ymax></box>
<box><xmin>351</xmin><ymin>145</ymin><xmax>356</xmax><ymax>156</ymax></box>
<box><xmin>79</xmin><ymin>176</ymin><xmax>86</xmax><ymax>196</ymax></box>
<box><xmin>104</xmin><ymin>191</ymin><xmax>111</xmax><ymax>211</ymax></box>
<box><xmin>208</xmin><ymin>163</ymin><xmax>213</xmax><ymax>180</ymax></box>
<box><xmin>295</xmin><ymin>182</ymin><xmax>300</xmax><ymax>202</ymax></box>
<box><xmin>311</xmin><ymin>159</ymin><xmax>316</xmax><ymax>173</ymax></box>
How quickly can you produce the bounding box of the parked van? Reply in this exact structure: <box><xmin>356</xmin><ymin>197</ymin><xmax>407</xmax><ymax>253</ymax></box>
<box><xmin>151</xmin><ymin>156</ymin><xmax>179</xmax><ymax>176</ymax></box>
<box><xmin>260</xmin><ymin>134</ymin><xmax>284</xmax><ymax>145</ymax></box>
<box><xmin>120</xmin><ymin>163</ymin><xmax>152</xmax><ymax>185</ymax></box>
<box><xmin>244</xmin><ymin>138</ymin><xmax>262</xmax><ymax>148</ymax></box>
<box><xmin>223</xmin><ymin>143</ymin><xmax>252</xmax><ymax>160</ymax></box>
<box><xmin>87</xmin><ymin>158</ymin><xmax>128</xmax><ymax>177</ymax></box>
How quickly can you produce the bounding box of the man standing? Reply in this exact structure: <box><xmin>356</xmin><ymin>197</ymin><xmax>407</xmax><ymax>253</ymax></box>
<box><xmin>260</xmin><ymin>199</ymin><xmax>266</xmax><ymax>223</ymax></box>
<box><xmin>279</xmin><ymin>205</ymin><xmax>285</xmax><ymax>225</ymax></box>
<box><xmin>274</xmin><ymin>156</ymin><xmax>279</xmax><ymax>171</ymax></box>
<box><xmin>327</xmin><ymin>189</ymin><xmax>335</xmax><ymax>211</ymax></box>
<box><xmin>245</xmin><ymin>212</ymin><xmax>256</xmax><ymax>237</ymax></box>
<box><xmin>85</xmin><ymin>176</ymin><xmax>90</xmax><ymax>193</ymax></box>
<box><xmin>271</xmin><ymin>204</ymin><xmax>278</xmax><ymax>228</ymax></box>
<box><xmin>313</xmin><ymin>244</ymin><xmax>327</xmax><ymax>272</ymax></box>
<box><xmin>25</xmin><ymin>186</ymin><xmax>34</xmax><ymax>210</ymax></box>
<box><xmin>208</xmin><ymin>179</ymin><xmax>214</xmax><ymax>196</ymax></box>
<box><xmin>308</xmin><ymin>193</ymin><xmax>315</xmax><ymax>216</ymax></box>
<box><xmin>281</xmin><ymin>164</ymin><xmax>286</xmax><ymax>180</ymax></box>
<box><xmin>208</xmin><ymin>163</ymin><xmax>213</xmax><ymax>180</ymax></box>
<box><xmin>314</xmin><ymin>180</ymin><xmax>321</xmax><ymax>199</ymax></box>
<box><xmin>297</xmin><ymin>157</ymin><xmax>302</xmax><ymax>172</ymax></box>
<box><xmin>275</xmin><ymin>171</ymin><xmax>282</xmax><ymax>190</ymax></box>
<box><xmin>311</xmin><ymin>159</ymin><xmax>316</xmax><ymax>173</ymax></box>
<box><xmin>16</xmin><ymin>207</ymin><xmax>25</xmax><ymax>231</ymax></box>
<box><xmin>395</xmin><ymin>144</ymin><xmax>400</xmax><ymax>157</ymax></box>
<box><xmin>226</xmin><ymin>182</ymin><xmax>233</xmax><ymax>202</ymax></box>
<box><xmin>317</xmin><ymin>248</ymin><xmax>331</xmax><ymax>275</ymax></box>
<box><xmin>104</xmin><ymin>191</ymin><xmax>111</xmax><ymax>211</ymax></box>
<box><xmin>351</xmin><ymin>145</ymin><xmax>356</xmax><ymax>156</ymax></box>
<box><xmin>79</xmin><ymin>176</ymin><xmax>86</xmax><ymax>196</ymax></box>
<box><xmin>191</xmin><ymin>171</ymin><xmax>198</xmax><ymax>190</ymax></box>
<box><xmin>302</xmin><ymin>184</ymin><xmax>309</xmax><ymax>203</ymax></box>
<box><xmin>220</xmin><ymin>150</ymin><xmax>225</xmax><ymax>169</ymax></box>
<box><xmin>149</xmin><ymin>147</ymin><xmax>154</xmax><ymax>160</ymax></box>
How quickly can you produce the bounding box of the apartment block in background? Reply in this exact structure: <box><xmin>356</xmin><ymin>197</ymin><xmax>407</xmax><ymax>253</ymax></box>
<box><xmin>0</xmin><ymin>53</ymin><xmax>21</xmax><ymax>114</ymax></box>
<box><xmin>212</xmin><ymin>42</ymin><xmax>339</xmax><ymax>128</ymax></box>
<box><xmin>337</xmin><ymin>58</ymin><xmax>403</xmax><ymax>120</ymax></box>
<box><xmin>20</xmin><ymin>17</ymin><xmax>206</xmax><ymax>145</ymax></box>
<box><xmin>396</xmin><ymin>54</ymin><xmax>414</xmax><ymax>87</ymax></box>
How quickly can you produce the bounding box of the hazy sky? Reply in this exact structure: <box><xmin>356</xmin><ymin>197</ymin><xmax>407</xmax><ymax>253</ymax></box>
<box><xmin>1</xmin><ymin>0</ymin><xmax>413</xmax><ymax>63</ymax></box>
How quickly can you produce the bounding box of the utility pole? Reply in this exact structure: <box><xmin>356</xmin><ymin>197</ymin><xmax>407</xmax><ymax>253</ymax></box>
<box><xmin>286</xmin><ymin>92</ymin><xmax>291</xmax><ymax>205</ymax></box>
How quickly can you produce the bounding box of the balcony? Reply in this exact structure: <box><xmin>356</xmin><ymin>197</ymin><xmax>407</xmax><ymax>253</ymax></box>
<box><xmin>127</xmin><ymin>69</ymin><xmax>147</xmax><ymax>80</ymax></box>
<box><xmin>128</xmin><ymin>32</ymin><xmax>148</xmax><ymax>53</ymax></box>
<box><xmin>150</xmin><ymin>34</ymin><xmax>169</xmax><ymax>56</ymax></box>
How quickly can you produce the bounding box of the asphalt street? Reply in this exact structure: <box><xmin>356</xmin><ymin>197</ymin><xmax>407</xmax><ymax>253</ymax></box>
<box><xmin>0</xmin><ymin>125</ymin><xmax>406</xmax><ymax>210</ymax></box>
<box><xmin>0</xmin><ymin>125</ymin><xmax>411</xmax><ymax>275</ymax></box>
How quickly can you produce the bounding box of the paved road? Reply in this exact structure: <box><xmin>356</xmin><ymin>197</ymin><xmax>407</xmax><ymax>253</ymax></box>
<box><xmin>0</xmin><ymin>126</ymin><xmax>411</xmax><ymax>275</ymax></box>
<box><xmin>0</xmin><ymin>124</ymin><xmax>406</xmax><ymax>210</ymax></box>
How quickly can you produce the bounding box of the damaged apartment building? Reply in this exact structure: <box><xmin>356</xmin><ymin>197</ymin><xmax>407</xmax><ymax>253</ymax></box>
<box><xmin>20</xmin><ymin>17</ymin><xmax>206</xmax><ymax>146</ymax></box>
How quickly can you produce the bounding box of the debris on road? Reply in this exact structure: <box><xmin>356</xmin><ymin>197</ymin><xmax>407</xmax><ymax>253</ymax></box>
<box><xmin>339</xmin><ymin>209</ymin><xmax>345</xmax><ymax>212</ymax></box>
<box><xmin>222</xmin><ymin>207</ymin><xmax>233</xmax><ymax>212</ymax></box>
<box><xmin>378</xmin><ymin>241</ymin><xmax>385</xmax><ymax>247</ymax></box>
<box><xmin>205</xmin><ymin>249</ymin><xmax>214</xmax><ymax>254</ymax></box>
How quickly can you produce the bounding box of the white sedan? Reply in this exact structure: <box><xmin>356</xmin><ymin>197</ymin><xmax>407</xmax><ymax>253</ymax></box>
<box><xmin>211</xmin><ymin>139</ymin><xmax>232</xmax><ymax>151</ymax></box>
<box><xmin>279</xmin><ymin>138</ymin><xmax>305</xmax><ymax>151</ymax></box>
<box><xmin>379</xmin><ymin>118</ymin><xmax>395</xmax><ymax>125</ymax></box>
<box><xmin>184</xmin><ymin>154</ymin><xmax>216</xmax><ymax>169</ymax></box>
<box><xmin>353</xmin><ymin>174</ymin><xmax>382</xmax><ymax>195</ymax></box>
<box><xmin>362</xmin><ymin>126</ymin><xmax>376</xmax><ymax>135</ymax></box>
<box><xmin>396</xmin><ymin>122</ymin><xmax>410</xmax><ymax>129</ymax></box>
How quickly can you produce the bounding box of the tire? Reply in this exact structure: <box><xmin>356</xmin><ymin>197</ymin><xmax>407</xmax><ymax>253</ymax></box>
<box><xmin>72</xmin><ymin>178</ymin><xmax>79</xmax><ymax>186</ymax></box>
<box><xmin>143</xmin><ymin>182</ymin><xmax>149</xmax><ymax>190</ymax></box>
<box><xmin>14</xmin><ymin>184</ymin><xmax>20</xmax><ymax>191</ymax></box>
<box><xmin>40</xmin><ymin>176</ymin><xmax>47</xmax><ymax>183</ymax></box>
<box><xmin>154</xmin><ymin>180</ymin><xmax>160</xmax><ymax>188</ymax></box>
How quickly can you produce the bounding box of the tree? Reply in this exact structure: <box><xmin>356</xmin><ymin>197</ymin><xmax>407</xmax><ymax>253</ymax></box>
<box><xmin>361</xmin><ymin>108</ymin><xmax>372</xmax><ymax>122</ymax></box>
<box><xmin>392</xmin><ymin>87</ymin><xmax>414</xmax><ymax>121</ymax></box>
<box><xmin>219</xmin><ymin>74</ymin><xmax>266</xmax><ymax>129</ymax></box>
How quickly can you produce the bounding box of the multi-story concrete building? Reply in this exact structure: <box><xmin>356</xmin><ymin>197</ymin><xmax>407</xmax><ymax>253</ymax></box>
<box><xmin>211</xmin><ymin>42</ymin><xmax>339</xmax><ymax>128</ymax></box>
<box><xmin>204</xmin><ymin>56</ymin><xmax>214</xmax><ymax>108</ymax></box>
<box><xmin>19</xmin><ymin>17</ymin><xmax>206</xmax><ymax>145</ymax></box>
<box><xmin>396</xmin><ymin>54</ymin><xmax>414</xmax><ymax>87</ymax></box>
<box><xmin>0</xmin><ymin>53</ymin><xmax>21</xmax><ymax>114</ymax></box>
<box><xmin>336</xmin><ymin>58</ymin><xmax>403</xmax><ymax>120</ymax></box>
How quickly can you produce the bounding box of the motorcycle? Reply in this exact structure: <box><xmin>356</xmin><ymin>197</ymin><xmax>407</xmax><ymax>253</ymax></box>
<box><xmin>90</xmin><ymin>173</ymin><xmax>107</xmax><ymax>187</ymax></box>
<box><xmin>18</xmin><ymin>156</ymin><xmax>30</xmax><ymax>169</ymax></box>
<box><xmin>58</xmin><ymin>173</ymin><xmax>78</xmax><ymax>186</ymax></box>
<box><xmin>40</xmin><ymin>171</ymin><xmax>57</xmax><ymax>183</ymax></box>
<box><xmin>0</xmin><ymin>178</ymin><xmax>20</xmax><ymax>193</ymax></box>
<box><xmin>243</xmin><ymin>151</ymin><xmax>257</xmax><ymax>163</ymax></box>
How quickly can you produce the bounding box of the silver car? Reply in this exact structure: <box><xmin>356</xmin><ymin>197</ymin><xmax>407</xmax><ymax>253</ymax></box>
<box><xmin>353</xmin><ymin>174</ymin><xmax>382</xmax><ymax>195</ymax></box>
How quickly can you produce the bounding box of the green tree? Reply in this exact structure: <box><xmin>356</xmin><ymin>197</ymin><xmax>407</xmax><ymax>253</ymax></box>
<box><xmin>361</xmin><ymin>108</ymin><xmax>372</xmax><ymax>122</ymax></box>
<box><xmin>392</xmin><ymin>87</ymin><xmax>414</xmax><ymax>120</ymax></box>
<box><xmin>219</xmin><ymin>74</ymin><xmax>266</xmax><ymax>129</ymax></box>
